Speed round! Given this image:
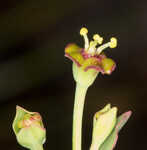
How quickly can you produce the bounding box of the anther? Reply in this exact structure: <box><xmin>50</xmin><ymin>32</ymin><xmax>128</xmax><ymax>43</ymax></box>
<box><xmin>109</xmin><ymin>37</ymin><xmax>117</xmax><ymax>48</ymax></box>
<box><xmin>93</xmin><ymin>34</ymin><xmax>103</xmax><ymax>44</ymax></box>
<box><xmin>80</xmin><ymin>27</ymin><xmax>88</xmax><ymax>36</ymax></box>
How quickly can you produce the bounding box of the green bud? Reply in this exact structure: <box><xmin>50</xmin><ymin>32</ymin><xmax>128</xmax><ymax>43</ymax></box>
<box><xmin>12</xmin><ymin>106</ymin><xmax>46</xmax><ymax>150</ymax></box>
<box><xmin>90</xmin><ymin>104</ymin><xmax>117</xmax><ymax>150</ymax></box>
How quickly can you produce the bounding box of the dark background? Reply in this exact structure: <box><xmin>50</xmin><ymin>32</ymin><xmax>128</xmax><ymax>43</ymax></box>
<box><xmin>0</xmin><ymin>0</ymin><xmax>146</xmax><ymax>149</ymax></box>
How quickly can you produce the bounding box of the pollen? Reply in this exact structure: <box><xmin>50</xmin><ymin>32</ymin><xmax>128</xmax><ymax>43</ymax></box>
<box><xmin>80</xmin><ymin>27</ymin><xmax>88</xmax><ymax>36</ymax></box>
<box><xmin>93</xmin><ymin>34</ymin><xmax>103</xmax><ymax>44</ymax></box>
<box><xmin>109</xmin><ymin>37</ymin><xmax>117</xmax><ymax>48</ymax></box>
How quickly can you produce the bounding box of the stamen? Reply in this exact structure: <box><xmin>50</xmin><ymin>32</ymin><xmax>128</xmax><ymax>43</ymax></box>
<box><xmin>96</xmin><ymin>43</ymin><xmax>110</xmax><ymax>54</ymax></box>
<box><xmin>88</xmin><ymin>41</ymin><xmax>98</xmax><ymax>53</ymax></box>
<box><xmin>80</xmin><ymin>27</ymin><xmax>89</xmax><ymax>50</ymax></box>
<box><xmin>93</xmin><ymin>34</ymin><xmax>103</xmax><ymax>44</ymax></box>
<box><xmin>87</xmin><ymin>34</ymin><xmax>103</xmax><ymax>54</ymax></box>
<box><xmin>96</xmin><ymin>37</ymin><xmax>117</xmax><ymax>54</ymax></box>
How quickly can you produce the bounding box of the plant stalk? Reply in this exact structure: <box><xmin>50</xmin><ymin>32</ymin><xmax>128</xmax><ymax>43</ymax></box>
<box><xmin>72</xmin><ymin>83</ymin><xmax>88</xmax><ymax>150</ymax></box>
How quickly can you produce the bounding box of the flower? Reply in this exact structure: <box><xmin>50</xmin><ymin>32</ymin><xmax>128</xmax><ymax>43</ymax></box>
<box><xmin>90</xmin><ymin>104</ymin><xmax>132</xmax><ymax>150</ymax></box>
<box><xmin>12</xmin><ymin>106</ymin><xmax>46</xmax><ymax>150</ymax></box>
<box><xmin>65</xmin><ymin>27</ymin><xmax>117</xmax><ymax>87</ymax></box>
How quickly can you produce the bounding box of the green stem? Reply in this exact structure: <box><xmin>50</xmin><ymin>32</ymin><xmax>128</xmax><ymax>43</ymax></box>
<box><xmin>72</xmin><ymin>83</ymin><xmax>88</xmax><ymax>150</ymax></box>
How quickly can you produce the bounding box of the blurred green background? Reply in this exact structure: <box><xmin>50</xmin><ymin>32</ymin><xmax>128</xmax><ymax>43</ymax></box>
<box><xmin>0</xmin><ymin>0</ymin><xmax>146</xmax><ymax>149</ymax></box>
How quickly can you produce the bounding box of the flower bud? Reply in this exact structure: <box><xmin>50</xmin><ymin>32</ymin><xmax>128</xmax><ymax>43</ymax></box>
<box><xmin>90</xmin><ymin>104</ymin><xmax>117</xmax><ymax>150</ymax></box>
<box><xmin>12</xmin><ymin>106</ymin><xmax>46</xmax><ymax>150</ymax></box>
